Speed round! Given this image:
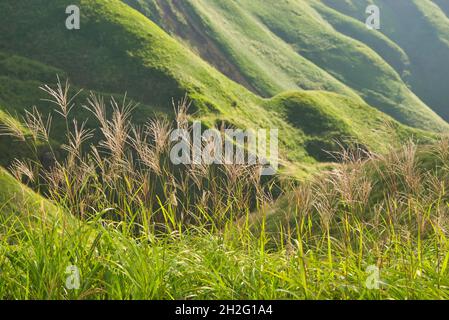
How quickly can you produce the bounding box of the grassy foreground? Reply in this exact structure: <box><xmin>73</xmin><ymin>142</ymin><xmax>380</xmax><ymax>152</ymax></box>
<box><xmin>1</xmin><ymin>85</ymin><xmax>449</xmax><ymax>300</ymax></box>
<box><xmin>1</xmin><ymin>143</ymin><xmax>449</xmax><ymax>300</ymax></box>
<box><xmin>1</xmin><ymin>202</ymin><xmax>448</xmax><ymax>300</ymax></box>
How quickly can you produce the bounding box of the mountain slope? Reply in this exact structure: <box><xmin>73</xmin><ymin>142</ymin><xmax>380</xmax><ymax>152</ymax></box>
<box><xmin>126</xmin><ymin>0</ymin><xmax>448</xmax><ymax>131</ymax></box>
<box><xmin>265</xmin><ymin>90</ymin><xmax>433</xmax><ymax>163</ymax></box>
<box><xmin>323</xmin><ymin>0</ymin><xmax>449</xmax><ymax>122</ymax></box>
<box><xmin>0</xmin><ymin>0</ymin><xmax>431</xmax><ymax>177</ymax></box>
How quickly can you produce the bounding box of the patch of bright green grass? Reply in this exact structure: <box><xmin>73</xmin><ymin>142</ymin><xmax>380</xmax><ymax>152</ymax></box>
<box><xmin>0</xmin><ymin>167</ymin><xmax>62</xmax><ymax>224</ymax></box>
<box><xmin>1</xmin><ymin>179</ymin><xmax>448</xmax><ymax>299</ymax></box>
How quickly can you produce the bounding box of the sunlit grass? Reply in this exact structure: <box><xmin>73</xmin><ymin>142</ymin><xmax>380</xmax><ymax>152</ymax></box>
<box><xmin>1</xmin><ymin>81</ymin><xmax>449</xmax><ymax>300</ymax></box>
<box><xmin>1</xmin><ymin>198</ymin><xmax>449</xmax><ymax>300</ymax></box>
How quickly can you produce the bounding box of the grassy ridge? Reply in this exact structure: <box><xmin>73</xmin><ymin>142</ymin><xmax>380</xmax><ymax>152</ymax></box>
<box><xmin>266</xmin><ymin>91</ymin><xmax>434</xmax><ymax>162</ymax></box>
<box><xmin>309</xmin><ymin>1</ymin><xmax>410</xmax><ymax>76</ymax></box>
<box><xmin>0</xmin><ymin>0</ymin><xmax>429</xmax><ymax>176</ymax></box>
<box><xmin>323</xmin><ymin>0</ymin><xmax>449</xmax><ymax>122</ymax></box>
<box><xmin>128</xmin><ymin>0</ymin><xmax>448</xmax><ymax>131</ymax></box>
<box><xmin>235</xmin><ymin>0</ymin><xmax>445</xmax><ymax>131</ymax></box>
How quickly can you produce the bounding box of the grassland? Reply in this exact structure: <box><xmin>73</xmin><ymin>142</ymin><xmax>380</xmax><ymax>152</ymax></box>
<box><xmin>1</xmin><ymin>0</ymin><xmax>449</xmax><ymax>300</ymax></box>
<box><xmin>1</xmin><ymin>96</ymin><xmax>449</xmax><ymax>299</ymax></box>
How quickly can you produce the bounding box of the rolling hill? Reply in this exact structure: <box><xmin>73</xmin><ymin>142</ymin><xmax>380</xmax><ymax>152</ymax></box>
<box><xmin>322</xmin><ymin>0</ymin><xmax>449</xmax><ymax>122</ymax></box>
<box><xmin>0</xmin><ymin>0</ymin><xmax>435</xmax><ymax>178</ymax></box>
<box><xmin>125</xmin><ymin>0</ymin><xmax>448</xmax><ymax>131</ymax></box>
<box><xmin>1</xmin><ymin>0</ymin><xmax>449</xmax><ymax>301</ymax></box>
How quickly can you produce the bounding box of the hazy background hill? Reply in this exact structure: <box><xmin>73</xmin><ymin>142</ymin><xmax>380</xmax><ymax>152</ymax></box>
<box><xmin>125</xmin><ymin>0</ymin><xmax>448</xmax><ymax>131</ymax></box>
<box><xmin>322</xmin><ymin>0</ymin><xmax>449</xmax><ymax>122</ymax></box>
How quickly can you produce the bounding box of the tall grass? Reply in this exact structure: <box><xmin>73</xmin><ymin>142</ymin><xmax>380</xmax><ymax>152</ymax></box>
<box><xmin>1</xmin><ymin>80</ymin><xmax>274</xmax><ymax>235</ymax></box>
<box><xmin>1</xmin><ymin>81</ymin><xmax>449</xmax><ymax>299</ymax></box>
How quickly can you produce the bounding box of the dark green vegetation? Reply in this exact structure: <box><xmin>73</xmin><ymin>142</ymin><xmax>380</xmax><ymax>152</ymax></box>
<box><xmin>1</xmin><ymin>0</ymin><xmax>449</xmax><ymax>300</ymax></box>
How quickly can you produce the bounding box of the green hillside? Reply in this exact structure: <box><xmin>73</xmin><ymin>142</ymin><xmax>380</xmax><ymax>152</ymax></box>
<box><xmin>1</xmin><ymin>0</ymin><xmax>449</xmax><ymax>301</ymax></box>
<box><xmin>0</xmin><ymin>167</ymin><xmax>60</xmax><ymax>223</ymax></box>
<box><xmin>126</xmin><ymin>0</ymin><xmax>448</xmax><ymax>131</ymax></box>
<box><xmin>0</xmin><ymin>0</ymin><xmax>430</xmax><ymax>177</ymax></box>
<box><xmin>266</xmin><ymin>90</ymin><xmax>432</xmax><ymax>162</ymax></box>
<box><xmin>323</xmin><ymin>0</ymin><xmax>449</xmax><ymax>122</ymax></box>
